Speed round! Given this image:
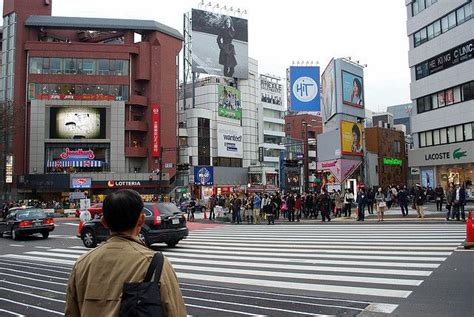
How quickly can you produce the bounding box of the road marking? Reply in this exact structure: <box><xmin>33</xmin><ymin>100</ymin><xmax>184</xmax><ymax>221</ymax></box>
<box><xmin>62</xmin><ymin>223</ymin><xmax>79</xmax><ymax>226</ymax></box>
<box><xmin>49</xmin><ymin>235</ymin><xmax>78</xmax><ymax>239</ymax></box>
<box><xmin>165</xmin><ymin>255</ymin><xmax>433</xmax><ymax>276</ymax></box>
<box><xmin>0</xmin><ymin>254</ymin><xmax>76</xmax><ymax>266</ymax></box>
<box><xmin>8</xmin><ymin>244</ymin><xmax>24</xmax><ymax>247</ymax></box>
<box><xmin>0</xmin><ymin>261</ymin><xmax>69</xmax><ymax>275</ymax></box>
<box><xmin>0</xmin><ymin>258</ymin><xmax>73</xmax><ymax>270</ymax></box>
<box><xmin>0</xmin><ymin>298</ymin><xmax>63</xmax><ymax>315</ymax></box>
<box><xmin>47</xmin><ymin>248</ymin><xmax>89</xmax><ymax>254</ymax></box>
<box><xmin>0</xmin><ymin>287</ymin><xmax>65</xmax><ymax>303</ymax></box>
<box><xmin>363</xmin><ymin>303</ymin><xmax>399</xmax><ymax>314</ymax></box>
<box><xmin>0</xmin><ymin>272</ymin><xmax>66</xmax><ymax>286</ymax></box>
<box><xmin>0</xmin><ymin>309</ymin><xmax>25</xmax><ymax>317</ymax></box>
<box><xmin>0</xmin><ymin>268</ymin><xmax>69</xmax><ymax>281</ymax></box>
<box><xmin>184</xmin><ymin>296</ymin><xmax>343</xmax><ymax>316</ymax></box>
<box><xmin>181</xmin><ymin>239</ymin><xmax>461</xmax><ymax>246</ymax></box>
<box><xmin>24</xmin><ymin>251</ymin><xmax>80</xmax><ymax>259</ymax></box>
<box><xmin>34</xmin><ymin>246</ymin><xmax>51</xmax><ymax>249</ymax></box>
<box><xmin>173</xmin><ymin>264</ymin><xmax>423</xmax><ymax>286</ymax></box>
<box><xmin>0</xmin><ymin>280</ymin><xmax>66</xmax><ymax>295</ymax></box>
<box><xmin>185</xmin><ymin>304</ymin><xmax>255</xmax><ymax>316</ymax></box>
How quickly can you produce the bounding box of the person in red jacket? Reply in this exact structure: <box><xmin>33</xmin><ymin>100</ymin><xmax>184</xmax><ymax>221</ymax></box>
<box><xmin>295</xmin><ymin>194</ymin><xmax>302</xmax><ymax>222</ymax></box>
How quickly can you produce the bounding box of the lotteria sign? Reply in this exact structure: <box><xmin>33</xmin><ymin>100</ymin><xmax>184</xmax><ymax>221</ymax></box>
<box><xmin>107</xmin><ymin>181</ymin><xmax>142</xmax><ymax>188</ymax></box>
<box><xmin>408</xmin><ymin>142</ymin><xmax>473</xmax><ymax>167</ymax></box>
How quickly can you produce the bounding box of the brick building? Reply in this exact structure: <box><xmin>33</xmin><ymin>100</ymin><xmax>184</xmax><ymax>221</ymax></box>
<box><xmin>0</xmin><ymin>0</ymin><xmax>182</xmax><ymax>201</ymax></box>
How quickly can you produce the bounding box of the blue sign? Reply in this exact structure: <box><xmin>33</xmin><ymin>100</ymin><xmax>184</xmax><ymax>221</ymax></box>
<box><xmin>194</xmin><ymin>166</ymin><xmax>214</xmax><ymax>186</ymax></box>
<box><xmin>290</xmin><ymin>66</ymin><xmax>321</xmax><ymax>112</ymax></box>
<box><xmin>296</xmin><ymin>153</ymin><xmax>304</xmax><ymax>160</ymax></box>
<box><xmin>70</xmin><ymin>177</ymin><xmax>92</xmax><ymax>189</ymax></box>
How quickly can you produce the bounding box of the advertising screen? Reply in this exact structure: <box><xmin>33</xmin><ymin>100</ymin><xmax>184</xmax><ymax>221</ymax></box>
<box><xmin>421</xmin><ymin>169</ymin><xmax>434</xmax><ymax>188</ymax></box>
<box><xmin>342</xmin><ymin>71</ymin><xmax>364</xmax><ymax>108</ymax></box>
<box><xmin>191</xmin><ymin>9</ymin><xmax>248</xmax><ymax>79</ymax></box>
<box><xmin>321</xmin><ymin>60</ymin><xmax>337</xmax><ymax>121</ymax></box>
<box><xmin>340</xmin><ymin>120</ymin><xmax>363</xmax><ymax>156</ymax></box>
<box><xmin>218</xmin><ymin>85</ymin><xmax>242</xmax><ymax>120</ymax></box>
<box><xmin>50</xmin><ymin>107</ymin><xmax>106</xmax><ymax>139</ymax></box>
<box><xmin>70</xmin><ymin>177</ymin><xmax>92</xmax><ymax>189</ymax></box>
<box><xmin>289</xmin><ymin>66</ymin><xmax>321</xmax><ymax>112</ymax></box>
<box><xmin>217</xmin><ymin>124</ymin><xmax>243</xmax><ymax>158</ymax></box>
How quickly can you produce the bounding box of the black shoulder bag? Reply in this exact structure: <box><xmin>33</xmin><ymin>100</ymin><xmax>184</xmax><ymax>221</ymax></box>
<box><xmin>119</xmin><ymin>252</ymin><xmax>164</xmax><ymax>317</ymax></box>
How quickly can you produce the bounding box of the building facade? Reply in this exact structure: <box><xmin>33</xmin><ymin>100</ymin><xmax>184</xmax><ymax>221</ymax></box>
<box><xmin>406</xmin><ymin>0</ymin><xmax>473</xmax><ymax>194</ymax></box>
<box><xmin>0</xmin><ymin>0</ymin><xmax>182</xmax><ymax>201</ymax></box>
<box><xmin>365</xmin><ymin>127</ymin><xmax>407</xmax><ymax>188</ymax></box>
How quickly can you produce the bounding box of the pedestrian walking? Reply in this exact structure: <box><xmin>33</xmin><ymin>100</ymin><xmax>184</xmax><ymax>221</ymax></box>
<box><xmin>244</xmin><ymin>194</ymin><xmax>253</xmax><ymax>224</ymax></box>
<box><xmin>343</xmin><ymin>189</ymin><xmax>354</xmax><ymax>217</ymax></box>
<box><xmin>295</xmin><ymin>194</ymin><xmax>302</xmax><ymax>222</ymax></box>
<box><xmin>453</xmin><ymin>184</ymin><xmax>467</xmax><ymax>221</ymax></box>
<box><xmin>252</xmin><ymin>193</ymin><xmax>261</xmax><ymax>224</ymax></box>
<box><xmin>385</xmin><ymin>188</ymin><xmax>393</xmax><ymax>209</ymax></box>
<box><xmin>413</xmin><ymin>184</ymin><xmax>426</xmax><ymax>219</ymax></box>
<box><xmin>188</xmin><ymin>197</ymin><xmax>196</xmax><ymax>222</ymax></box>
<box><xmin>208</xmin><ymin>194</ymin><xmax>216</xmax><ymax>221</ymax></box>
<box><xmin>334</xmin><ymin>190</ymin><xmax>343</xmax><ymax>217</ymax></box>
<box><xmin>375</xmin><ymin>187</ymin><xmax>386</xmax><ymax>222</ymax></box>
<box><xmin>266</xmin><ymin>196</ymin><xmax>276</xmax><ymax>225</ymax></box>
<box><xmin>446</xmin><ymin>183</ymin><xmax>455</xmax><ymax>221</ymax></box>
<box><xmin>320</xmin><ymin>188</ymin><xmax>331</xmax><ymax>222</ymax></box>
<box><xmin>232</xmin><ymin>194</ymin><xmax>242</xmax><ymax>224</ymax></box>
<box><xmin>65</xmin><ymin>189</ymin><xmax>186</xmax><ymax>316</ymax></box>
<box><xmin>397</xmin><ymin>186</ymin><xmax>409</xmax><ymax>216</ymax></box>
<box><xmin>367</xmin><ymin>188</ymin><xmax>375</xmax><ymax>215</ymax></box>
<box><xmin>311</xmin><ymin>193</ymin><xmax>319</xmax><ymax>219</ymax></box>
<box><xmin>356</xmin><ymin>187</ymin><xmax>367</xmax><ymax>221</ymax></box>
<box><xmin>304</xmin><ymin>193</ymin><xmax>313</xmax><ymax>219</ymax></box>
<box><xmin>274</xmin><ymin>193</ymin><xmax>282</xmax><ymax>220</ymax></box>
<box><xmin>434</xmin><ymin>185</ymin><xmax>444</xmax><ymax>212</ymax></box>
<box><xmin>286</xmin><ymin>193</ymin><xmax>296</xmax><ymax>222</ymax></box>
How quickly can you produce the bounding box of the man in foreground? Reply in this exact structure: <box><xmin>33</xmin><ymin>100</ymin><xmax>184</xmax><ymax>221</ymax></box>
<box><xmin>65</xmin><ymin>189</ymin><xmax>186</xmax><ymax>316</ymax></box>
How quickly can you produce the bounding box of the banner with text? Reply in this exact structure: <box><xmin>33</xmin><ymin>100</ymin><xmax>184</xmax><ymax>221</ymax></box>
<box><xmin>151</xmin><ymin>104</ymin><xmax>160</xmax><ymax>157</ymax></box>
<box><xmin>217</xmin><ymin>124</ymin><xmax>243</xmax><ymax>158</ymax></box>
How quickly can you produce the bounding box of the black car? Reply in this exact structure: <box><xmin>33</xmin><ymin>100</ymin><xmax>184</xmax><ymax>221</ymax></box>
<box><xmin>0</xmin><ymin>208</ymin><xmax>55</xmax><ymax>240</ymax></box>
<box><xmin>80</xmin><ymin>202</ymin><xmax>188</xmax><ymax>248</ymax></box>
<box><xmin>179</xmin><ymin>200</ymin><xmax>207</xmax><ymax>213</ymax></box>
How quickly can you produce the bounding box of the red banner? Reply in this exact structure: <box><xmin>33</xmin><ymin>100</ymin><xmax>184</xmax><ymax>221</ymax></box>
<box><xmin>151</xmin><ymin>104</ymin><xmax>160</xmax><ymax>157</ymax></box>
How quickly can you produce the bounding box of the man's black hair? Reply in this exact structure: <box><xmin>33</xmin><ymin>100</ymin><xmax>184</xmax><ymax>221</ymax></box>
<box><xmin>103</xmin><ymin>189</ymin><xmax>144</xmax><ymax>232</ymax></box>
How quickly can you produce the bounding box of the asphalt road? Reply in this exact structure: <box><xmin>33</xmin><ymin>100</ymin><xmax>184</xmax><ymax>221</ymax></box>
<box><xmin>0</xmin><ymin>219</ymin><xmax>472</xmax><ymax>317</ymax></box>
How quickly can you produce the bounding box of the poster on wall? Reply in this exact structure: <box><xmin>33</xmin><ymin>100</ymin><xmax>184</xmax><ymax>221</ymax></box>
<box><xmin>217</xmin><ymin>124</ymin><xmax>243</xmax><ymax>158</ymax></box>
<box><xmin>194</xmin><ymin>166</ymin><xmax>214</xmax><ymax>186</ymax></box>
<box><xmin>191</xmin><ymin>9</ymin><xmax>248</xmax><ymax>79</ymax></box>
<box><xmin>151</xmin><ymin>104</ymin><xmax>160</xmax><ymax>157</ymax></box>
<box><xmin>218</xmin><ymin>85</ymin><xmax>242</xmax><ymax>120</ymax></box>
<box><xmin>342</xmin><ymin>71</ymin><xmax>364</xmax><ymax>108</ymax></box>
<box><xmin>421</xmin><ymin>169</ymin><xmax>434</xmax><ymax>188</ymax></box>
<box><xmin>289</xmin><ymin>66</ymin><xmax>321</xmax><ymax>112</ymax></box>
<box><xmin>340</xmin><ymin>121</ymin><xmax>363</xmax><ymax>156</ymax></box>
<box><xmin>50</xmin><ymin>107</ymin><xmax>106</xmax><ymax>139</ymax></box>
<box><xmin>321</xmin><ymin>59</ymin><xmax>337</xmax><ymax>122</ymax></box>
<box><xmin>260</xmin><ymin>76</ymin><xmax>282</xmax><ymax>106</ymax></box>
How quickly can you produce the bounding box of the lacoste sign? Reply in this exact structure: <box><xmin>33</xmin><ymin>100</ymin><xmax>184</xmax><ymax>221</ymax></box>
<box><xmin>424</xmin><ymin>148</ymin><xmax>468</xmax><ymax>161</ymax></box>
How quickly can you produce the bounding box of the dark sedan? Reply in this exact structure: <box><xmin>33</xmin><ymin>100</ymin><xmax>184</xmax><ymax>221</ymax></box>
<box><xmin>179</xmin><ymin>200</ymin><xmax>207</xmax><ymax>213</ymax></box>
<box><xmin>0</xmin><ymin>208</ymin><xmax>55</xmax><ymax>240</ymax></box>
<box><xmin>80</xmin><ymin>202</ymin><xmax>188</xmax><ymax>248</ymax></box>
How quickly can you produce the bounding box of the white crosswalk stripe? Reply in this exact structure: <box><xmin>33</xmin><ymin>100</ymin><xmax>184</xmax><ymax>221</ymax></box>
<box><xmin>0</xmin><ymin>223</ymin><xmax>466</xmax><ymax>316</ymax></box>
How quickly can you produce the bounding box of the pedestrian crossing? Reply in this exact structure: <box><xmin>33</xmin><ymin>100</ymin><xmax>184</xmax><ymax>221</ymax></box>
<box><xmin>0</xmin><ymin>223</ymin><xmax>467</xmax><ymax>316</ymax></box>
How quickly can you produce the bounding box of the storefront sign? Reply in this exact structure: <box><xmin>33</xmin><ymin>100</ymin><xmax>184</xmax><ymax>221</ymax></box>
<box><xmin>425</xmin><ymin>40</ymin><xmax>473</xmax><ymax>77</ymax></box>
<box><xmin>70</xmin><ymin>192</ymin><xmax>86</xmax><ymax>200</ymax></box>
<box><xmin>31</xmin><ymin>93</ymin><xmax>123</xmax><ymax>101</ymax></box>
<box><xmin>408</xmin><ymin>142</ymin><xmax>473</xmax><ymax>167</ymax></box>
<box><xmin>60</xmin><ymin>148</ymin><xmax>95</xmax><ymax>160</ymax></box>
<box><xmin>261</xmin><ymin>78</ymin><xmax>282</xmax><ymax>93</ymax></box>
<box><xmin>71</xmin><ymin>177</ymin><xmax>92</xmax><ymax>189</ymax></box>
<box><xmin>411</xmin><ymin>167</ymin><xmax>420</xmax><ymax>175</ymax></box>
<box><xmin>383</xmin><ymin>157</ymin><xmax>402</xmax><ymax>166</ymax></box>
<box><xmin>107</xmin><ymin>181</ymin><xmax>142</xmax><ymax>188</ymax></box>
<box><xmin>258</xmin><ymin>147</ymin><xmax>264</xmax><ymax>162</ymax></box>
<box><xmin>5</xmin><ymin>155</ymin><xmax>13</xmax><ymax>184</ymax></box>
<box><xmin>151</xmin><ymin>104</ymin><xmax>160</xmax><ymax>157</ymax></box>
<box><xmin>217</xmin><ymin>124</ymin><xmax>243</xmax><ymax>158</ymax></box>
<box><xmin>194</xmin><ymin>166</ymin><xmax>214</xmax><ymax>186</ymax></box>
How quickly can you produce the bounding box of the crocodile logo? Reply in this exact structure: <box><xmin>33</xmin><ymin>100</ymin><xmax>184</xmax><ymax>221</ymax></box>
<box><xmin>453</xmin><ymin>148</ymin><xmax>467</xmax><ymax>160</ymax></box>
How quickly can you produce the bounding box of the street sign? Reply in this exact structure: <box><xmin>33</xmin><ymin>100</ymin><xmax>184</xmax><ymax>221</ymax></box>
<box><xmin>70</xmin><ymin>192</ymin><xmax>86</xmax><ymax>200</ymax></box>
<box><xmin>258</xmin><ymin>147</ymin><xmax>264</xmax><ymax>162</ymax></box>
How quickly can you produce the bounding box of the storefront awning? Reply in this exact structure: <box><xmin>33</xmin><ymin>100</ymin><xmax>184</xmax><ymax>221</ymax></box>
<box><xmin>47</xmin><ymin>160</ymin><xmax>105</xmax><ymax>168</ymax></box>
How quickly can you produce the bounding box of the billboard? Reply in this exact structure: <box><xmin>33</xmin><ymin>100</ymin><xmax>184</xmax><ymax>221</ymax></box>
<box><xmin>289</xmin><ymin>66</ymin><xmax>320</xmax><ymax>112</ymax></box>
<box><xmin>50</xmin><ymin>107</ymin><xmax>106</xmax><ymax>139</ymax></box>
<box><xmin>194</xmin><ymin>166</ymin><xmax>214</xmax><ymax>186</ymax></box>
<box><xmin>71</xmin><ymin>177</ymin><xmax>92</xmax><ymax>189</ymax></box>
<box><xmin>191</xmin><ymin>9</ymin><xmax>248</xmax><ymax>79</ymax></box>
<box><xmin>321</xmin><ymin>60</ymin><xmax>337</xmax><ymax>122</ymax></box>
<box><xmin>260</xmin><ymin>76</ymin><xmax>282</xmax><ymax>105</ymax></box>
<box><xmin>151</xmin><ymin>104</ymin><xmax>160</xmax><ymax>157</ymax></box>
<box><xmin>340</xmin><ymin>120</ymin><xmax>363</xmax><ymax>156</ymax></box>
<box><xmin>342</xmin><ymin>71</ymin><xmax>364</xmax><ymax>108</ymax></box>
<box><xmin>218</xmin><ymin>85</ymin><xmax>242</xmax><ymax>120</ymax></box>
<box><xmin>217</xmin><ymin>124</ymin><xmax>243</xmax><ymax>158</ymax></box>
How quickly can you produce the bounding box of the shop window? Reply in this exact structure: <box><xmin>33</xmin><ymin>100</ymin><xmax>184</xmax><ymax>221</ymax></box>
<box><xmin>464</xmin><ymin>123</ymin><xmax>472</xmax><ymax>140</ymax></box>
<box><xmin>456</xmin><ymin>125</ymin><xmax>463</xmax><ymax>142</ymax></box>
<box><xmin>440</xmin><ymin>128</ymin><xmax>447</xmax><ymax>144</ymax></box>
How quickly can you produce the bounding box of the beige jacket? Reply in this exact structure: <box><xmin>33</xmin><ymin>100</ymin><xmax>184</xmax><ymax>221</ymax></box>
<box><xmin>65</xmin><ymin>234</ymin><xmax>187</xmax><ymax>317</ymax></box>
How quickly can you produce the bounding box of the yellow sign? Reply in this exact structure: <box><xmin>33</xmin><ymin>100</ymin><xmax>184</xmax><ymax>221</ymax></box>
<box><xmin>340</xmin><ymin>121</ymin><xmax>363</xmax><ymax>156</ymax></box>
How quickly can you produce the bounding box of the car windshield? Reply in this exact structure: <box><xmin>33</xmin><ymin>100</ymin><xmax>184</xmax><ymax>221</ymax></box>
<box><xmin>16</xmin><ymin>209</ymin><xmax>46</xmax><ymax>220</ymax></box>
<box><xmin>157</xmin><ymin>203</ymin><xmax>183</xmax><ymax>217</ymax></box>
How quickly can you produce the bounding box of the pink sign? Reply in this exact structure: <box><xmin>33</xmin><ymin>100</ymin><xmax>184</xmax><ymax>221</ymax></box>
<box><xmin>318</xmin><ymin>159</ymin><xmax>362</xmax><ymax>183</ymax></box>
<box><xmin>60</xmin><ymin>148</ymin><xmax>95</xmax><ymax>160</ymax></box>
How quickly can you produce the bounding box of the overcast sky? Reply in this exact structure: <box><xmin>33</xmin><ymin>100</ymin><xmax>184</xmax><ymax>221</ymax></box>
<box><xmin>3</xmin><ymin>0</ymin><xmax>411</xmax><ymax>112</ymax></box>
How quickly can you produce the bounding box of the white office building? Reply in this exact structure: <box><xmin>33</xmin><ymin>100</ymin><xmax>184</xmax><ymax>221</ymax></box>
<box><xmin>406</xmin><ymin>0</ymin><xmax>473</xmax><ymax>192</ymax></box>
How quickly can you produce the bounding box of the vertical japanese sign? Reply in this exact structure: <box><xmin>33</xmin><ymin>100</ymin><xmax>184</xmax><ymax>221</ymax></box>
<box><xmin>151</xmin><ymin>104</ymin><xmax>160</xmax><ymax>157</ymax></box>
<box><xmin>5</xmin><ymin>155</ymin><xmax>13</xmax><ymax>184</ymax></box>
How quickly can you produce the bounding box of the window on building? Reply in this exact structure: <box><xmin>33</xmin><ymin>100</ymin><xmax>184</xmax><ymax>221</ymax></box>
<box><xmin>431</xmin><ymin>94</ymin><xmax>438</xmax><ymax>109</ymax></box>
<box><xmin>433</xmin><ymin>20</ymin><xmax>441</xmax><ymax>37</ymax></box>
<box><xmin>440</xmin><ymin>128</ymin><xmax>447</xmax><ymax>144</ymax></box>
<box><xmin>448</xmin><ymin>126</ymin><xmax>456</xmax><ymax>143</ymax></box>
<box><xmin>419</xmin><ymin>132</ymin><xmax>426</xmax><ymax>147</ymax></box>
<box><xmin>426</xmin><ymin>131</ymin><xmax>433</xmax><ymax>146</ymax></box>
<box><xmin>81</xmin><ymin>59</ymin><xmax>95</xmax><ymax>75</ymax></box>
<box><xmin>445</xmin><ymin>89</ymin><xmax>454</xmax><ymax>105</ymax></box>
<box><xmin>441</xmin><ymin>16</ymin><xmax>449</xmax><ymax>33</ymax></box>
<box><xmin>415</xmin><ymin>62</ymin><xmax>429</xmax><ymax>80</ymax></box>
<box><xmin>453</xmin><ymin>86</ymin><xmax>462</xmax><ymax>103</ymax></box>
<box><xmin>286</xmin><ymin>122</ymin><xmax>291</xmax><ymax>131</ymax></box>
<box><xmin>456</xmin><ymin>125</ymin><xmax>464</xmax><ymax>142</ymax></box>
<box><xmin>463</xmin><ymin>82</ymin><xmax>474</xmax><ymax>101</ymax></box>
<box><xmin>197</xmin><ymin>118</ymin><xmax>210</xmax><ymax>166</ymax></box>
<box><xmin>457</xmin><ymin>6</ymin><xmax>466</xmax><ymax>24</ymax></box>
<box><xmin>29</xmin><ymin>57</ymin><xmax>43</xmax><ymax>74</ymax></box>
<box><xmin>427</xmin><ymin>23</ymin><xmax>434</xmax><ymax>40</ymax></box>
<box><xmin>433</xmin><ymin>130</ymin><xmax>440</xmax><ymax>145</ymax></box>
<box><xmin>438</xmin><ymin>91</ymin><xmax>446</xmax><ymax>107</ymax></box>
<box><xmin>447</xmin><ymin>11</ymin><xmax>457</xmax><ymax>29</ymax></box>
<box><xmin>395</xmin><ymin>141</ymin><xmax>401</xmax><ymax>154</ymax></box>
<box><xmin>50</xmin><ymin>58</ymin><xmax>62</xmax><ymax>74</ymax></box>
<box><xmin>466</xmin><ymin>2</ymin><xmax>473</xmax><ymax>19</ymax></box>
<box><xmin>464</xmin><ymin>123</ymin><xmax>472</xmax><ymax>141</ymax></box>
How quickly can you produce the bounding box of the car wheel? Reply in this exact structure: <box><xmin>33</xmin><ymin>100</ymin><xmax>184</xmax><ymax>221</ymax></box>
<box><xmin>82</xmin><ymin>229</ymin><xmax>97</xmax><ymax>248</ymax></box>
<box><xmin>11</xmin><ymin>228</ymin><xmax>21</xmax><ymax>241</ymax></box>
<box><xmin>138</xmin><ymin>230</ymin><xmax>150</xmax><ymax>247</ymax></box>
<box><xmin>166</xmin><ymin>239</ymin><xmax>180</xmax><ymax>248</ymax></box>
<box><xmin>42</xmin><ymin>231</ymin><xmax>49</xmax><ymax>239</ymax></box>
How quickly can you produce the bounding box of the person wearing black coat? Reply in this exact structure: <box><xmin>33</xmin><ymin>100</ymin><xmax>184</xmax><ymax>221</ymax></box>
<box><xmin>367</xmin><ymin>188</ymin><xmax>375</xmax><ymax>215</ymax></box>
<box><xmin>434</xmin><ymin>185</ymin><xmax>444</xmax><ymax>211</ymax></box>
<box><xmin>320</xmin><ymin>189</ymin><xmax>331</xmax><ymax>222</ymax></box>
<box><xmin>304</xmin><ymin>193</ymin><xmax>313</xmax><ymax>219</ymax></box>
<box><xmin>356</xmin><ymin>188</ymin><xmax>368</xmax><ymax>221</ymax></box>
<box><xmin>397</xmin><ymin>186</ymin><xmax>409</xmax><ymax>216</ymax></box>
<box><xmin>286</xmin><ymin>193</ymin><xmax>296</xmax><ymax>222</ymax></box>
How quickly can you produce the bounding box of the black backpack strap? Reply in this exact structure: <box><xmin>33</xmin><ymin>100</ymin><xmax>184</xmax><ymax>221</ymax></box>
<box><xmin>144</xmin><ymin>252</ymin><xmax>164</xmax><ymax>283</ymax></box>
<box><xmin>153</xmin><ymin>252</ymin><xmax>164</xmax><ymax>284</ymax></box>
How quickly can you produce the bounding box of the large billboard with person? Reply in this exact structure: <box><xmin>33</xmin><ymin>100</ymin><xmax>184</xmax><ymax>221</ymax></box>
<box><xmin>217</xmin><ymin>124</ymin><xmax>243</xmax><ymax>158</ymax></box>
<box><xmin>340</xmin><ymin>120</ymin><xmax>363</xmax><ymax>156</ymax></box>
<box><xmin>289</xmin><ymin>66</ymin><xmax>320</xmax><ymax>112</ymax></box>
<box><xmin>191</xmin><ymin>9</ymin><xmax>248</xmax><ymax>79</ymax></box>
<box><xmin>342</xmin><ymin>71</ymin><xmax>364</xmax><ymax>108</ymax></box>
<box><xmin>218</xmin><ymin>85</ymin><xmax>242</xmax><ymax>120</ymax></box>
<box><xmin>50</xmin><ymin>107</ymin><xmax>106</xmax><ymax>139</ymax></box>
<box><xmin>321</xmin><ymin>59</ymin><xmax>337</xmax><ymax>122</ymax></box>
